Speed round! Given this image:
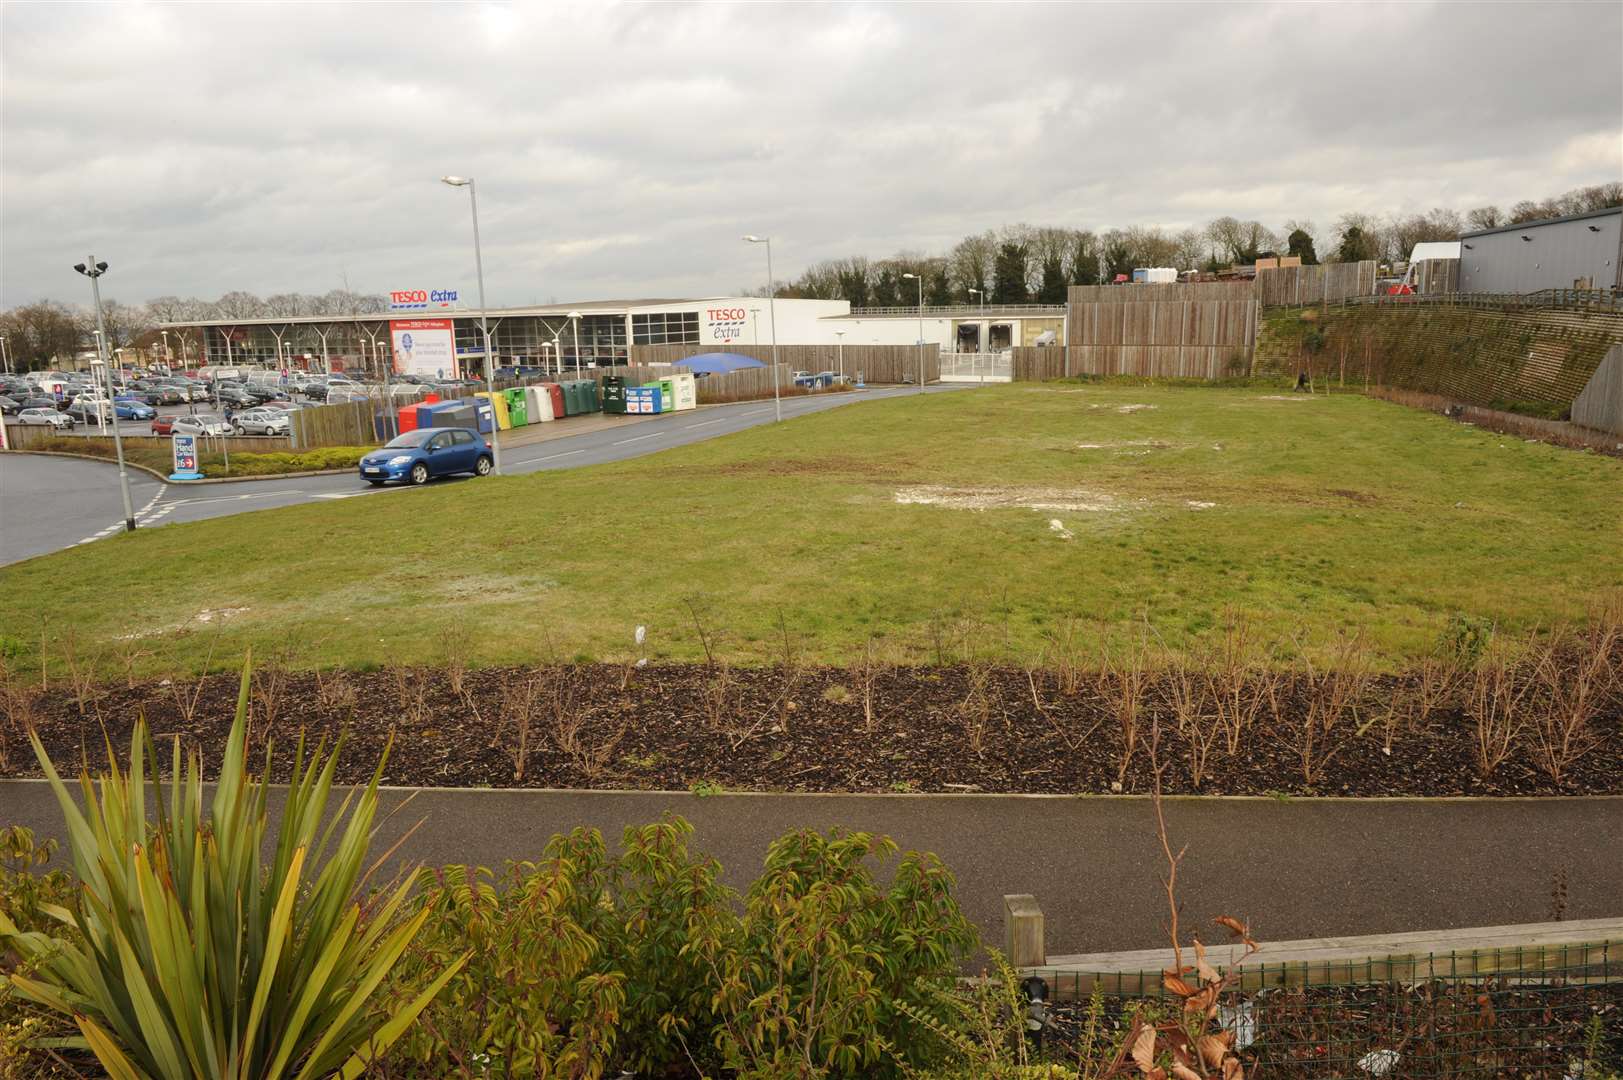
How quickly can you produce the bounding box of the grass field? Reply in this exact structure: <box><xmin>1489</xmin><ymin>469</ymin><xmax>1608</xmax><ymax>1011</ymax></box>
<box><xmin>3</xmin><ymin>383</ymin><xmax>1620</xmax><ymax>675</ymax></box>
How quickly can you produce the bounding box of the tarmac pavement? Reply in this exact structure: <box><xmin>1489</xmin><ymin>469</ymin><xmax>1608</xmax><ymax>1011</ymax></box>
<box><xmin>2</xmin><ymin>782</ymin><xmax>1616</xmax><ymax>955</ymax></box>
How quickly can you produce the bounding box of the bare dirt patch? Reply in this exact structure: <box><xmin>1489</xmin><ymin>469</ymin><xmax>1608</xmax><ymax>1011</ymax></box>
<box><xmin>893</xmin><ymin>485</ymin><xmax>1118</xmax><ymax>513</ymax></box>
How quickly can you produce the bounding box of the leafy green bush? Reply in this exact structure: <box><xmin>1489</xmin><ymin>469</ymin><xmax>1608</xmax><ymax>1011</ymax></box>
<box><xmin>0</xmin><ymin>827</ymin><xmax>80</xmax><ymax>1080</ymax></box>
<box><xmin>0</xmin><ymin>657</ymin><xmax>462</xmax><ymax>1079</ymax></box>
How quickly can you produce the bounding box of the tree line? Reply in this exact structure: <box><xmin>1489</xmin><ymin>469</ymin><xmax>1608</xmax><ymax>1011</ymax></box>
<box><xmin>0</xmin><ymin>289</ymin><xmax>386</xmax><ymax>371</ymax></box>
<box><xmin>760</xmin><ymin>182</ymin><xmax>1623</xmax><ymax>306</ymax></box>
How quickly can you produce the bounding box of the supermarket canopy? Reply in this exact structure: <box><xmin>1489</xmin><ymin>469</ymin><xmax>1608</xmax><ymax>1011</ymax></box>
<box><xmin>675</xmin><ymin>352</ymin><xmax>767</xmax><ymax>375</ymax></box>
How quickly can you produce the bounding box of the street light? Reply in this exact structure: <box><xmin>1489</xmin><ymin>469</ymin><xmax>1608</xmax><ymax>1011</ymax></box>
<box><xmin>439</xmin><ymin>175</ymin><xmax>502</xmax><ymax>475</ymax></box>
<box><xmin>902</xmin><ymin>272</ymin><xmax>925</xmax><ymax>394</ymax></box>
<box><xmin>74</xmin><ymin>256</ymin><xmax>137</xmax><ymax>532</ymax></box>
<box><xmin>834</xmin><ymin>329</ymin><xmax>845</xmax><ymax>382</ymax></box>
<box><xmin>0</xmin><ymin>333</ymin><xmax>9</xmax><ymax>374</ymax></box>
<box><xmin>568</xmin><ymin>310</ymin><xmax>582</xmax><ymax>372</ymax></box>
<box><xmin>969</xmin><ymin>287</ymin><xmax>984</xmax><ymax>312</ymax></box>
<box><xmin>741</xmin><ymin>235</ymin><xmax>781</xmax><ymax>422</ymax></box>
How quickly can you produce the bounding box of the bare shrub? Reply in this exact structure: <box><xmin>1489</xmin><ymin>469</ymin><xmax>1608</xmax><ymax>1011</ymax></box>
<box><xmin>1200</xmin><ymin>609</ymin><xmax>1275</xmax><ymax>757</ymax></box>
<box><xmin>768</xmin><ymin>609</ymin><xmax>803</xmax><ymax>735</ymax></box>
<box><xmin>1164</xmin><ymin>662</ymin><xmax>1222</xmax><ymax>789</ymax></box>
<box><xmin>851</xmin><ymin>637</ymin><xmax>888</xmax><ymax>733</ymax></box>
<box><xmin>697</xmin><ymin>656</ymin><xmax>740</xmax><ymax>731</ymax></box>
<box><xmin>112</xmin><ymin>639</ymin><xmax>152</xmax><ymax>690</ymax></box>
<box><xmin>684</xmin><ymin>594</ymin><xmax>723</xmax><ymax>667</ymax></box>
<box><xmin>957</xmin><ymin>657</ymin><xmax>995</xmax><ymax>757</ymax></box>
<box><xmin>61</xmin><ymin>630</ymin><xmax>101</xmax><ymax>718</ymax></box>
<box><xmin>165</xmin><ymin>632</ymin><xmax>221</xmax><ymax>730</ymax></box>
<box><xmin>438</xmin><ymin>628</ymin><xmax>470</xmax><ymax>698</ymax></box>
<box><xmin>252</xmin><ymin>644</ymin><xmax>298</xmax><ymax>737</ymax></box>
<box><xmin>0</xmin><ymin>659</ymin><xmax>37</xmax><ymax>775</ymax></box>
<box><xmin>1527</xmin><ymin>622</ymin><xmax>1618</xmax><ymax>782</ymax></box>
<box><xmin>1099</xmin><ymin>637</ymin><xmax>1149</xmax><ymax>789</ymax></box>
<box><xmin>497</xmin><ymin>672</ymin><xmax>541</xmax><ymax>782</ymax></box>
<box><xmin>539</xmin><ymin>666</ymin><xmax>625</xmax><ymax>781</ymax></box>
<box><xmin>1468</xmin><ymin>648</ymin><xmax>1537</xmax><ymax>777</ymax></box>
<box><xmin>314</xmin><ymin>667</ymin><xmax>358</xmax><ymax>716</ymax></box>
<box><xmin>1283</xmin><ymin>630</ymin><xmax>1375</xmax><ymax>786</ymax></box>
<box><xmin>1042</xmin><ymin>615</ymin><xmax>1086</xmax><ymax>697</ymax></box>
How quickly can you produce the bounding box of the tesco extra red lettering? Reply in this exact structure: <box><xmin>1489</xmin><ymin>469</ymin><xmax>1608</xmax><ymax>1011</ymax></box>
<box><xmin>706</xmin><ymin>308</ymin><xmax>746</xmax><ymax>321</ymax></box>
<box><xmin>391</xmin><ymin>290</ymin><xmax>429</xmax><ymax>303</ymax></box>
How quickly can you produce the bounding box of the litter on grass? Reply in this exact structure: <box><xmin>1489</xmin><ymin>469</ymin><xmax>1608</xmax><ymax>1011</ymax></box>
<box><xmin>1186</xmin><ymin>501</ymin><xmax>1216</xmax><ymax>510</ymax></box>
<box><xmin>1048</xmin><ymin>519</ymin><xmax>1074</xmax><ymax>540</ymax></box>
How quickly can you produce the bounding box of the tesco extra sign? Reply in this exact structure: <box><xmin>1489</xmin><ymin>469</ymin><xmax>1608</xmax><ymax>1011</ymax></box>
<box><xmin>390</xmin><ymin>288</ymin><xmax>459</xmax><ymax>311</ymax></box>
<box><xmin>706</xmin><ymin>307</ymin><xmax>748</xmax><ymax>341</ymax></box>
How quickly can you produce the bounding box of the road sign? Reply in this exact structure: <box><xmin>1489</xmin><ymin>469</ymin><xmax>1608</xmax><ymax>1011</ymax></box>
<box><xmin>169</xmin><ymin>433</ymin><xmax>203</xmax><ymax>481</ymax></box>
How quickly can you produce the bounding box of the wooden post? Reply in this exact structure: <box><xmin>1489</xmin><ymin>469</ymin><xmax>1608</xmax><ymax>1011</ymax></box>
<box><xmin>1004</xmin><ymin>894</ymin><xmax>1045</xmax><ymax>968</ymax></box>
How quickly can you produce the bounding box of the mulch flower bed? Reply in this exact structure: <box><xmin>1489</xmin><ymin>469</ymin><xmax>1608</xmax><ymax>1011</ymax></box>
<box><xmin>6</xmin><ymin>663</ymin><xmax>1620</xmax><ymax>796</ymax></box>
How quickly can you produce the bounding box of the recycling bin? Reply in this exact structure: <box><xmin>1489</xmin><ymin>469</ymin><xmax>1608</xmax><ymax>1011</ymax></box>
<box><xmin>565</xmin><ymin>380</ymin><xmax>589</xmax><ymax>416</ymax></box>
<box><xmin>578</xmin><ymin>379</ymin><xmax>600</xmax><ymax>412</ymax></box>
<box><xmin>668</xmin><ymin>372</ymin><xmax>698</xmax><ymax>411</ymax></box>
<box><xmin>479</xmin><ymin>390</ymin><xmax>511</xmax><ymax>430</ymax></box>
<box><xmin>643</xmin><ymin>379</ymin><xmax>674</xmax><ymax>413</ymax></box>
<box><xmin>396</xmin><ymin>404</ymin><xmax>421</xmax><ymax>433</ymax></box>
<box><xmin>417</xmin><ymin>401</ymin><xmax>459</xmax><ymax>429</ymax></box>
<box><xmin>543</xmin><ymin>382</ymin><xmax>566</xmax><ymax>419</ymax></box>
<box><xmin>601</xmin><ymin>375</ymin><xmax>628</xmax><ymax>415</ymax></box>
<box><xmin>467</xmin><ymin>401</ymin><xmax>493</xmax><ymax>434</ymax></box>
<box><xmin>625</xmin><ymin>386</ymin><xmax>663</xmax><ymax>414</ymax></box>
<box><xmin>503</xmin><ymin>387</ymin><xmax>529</xmax><ymax>427</ymax></box>
<box><xmin>525</xmin><ymin>384</ymin><xmax>555</xmax><ymax>423</ymax></box>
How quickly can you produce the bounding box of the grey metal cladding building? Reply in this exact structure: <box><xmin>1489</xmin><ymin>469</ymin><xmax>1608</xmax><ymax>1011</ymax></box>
<box><xmin>1457</xmin><ymin>207</ymin><xmax>1622</xmax><ymax>294</ymax></box>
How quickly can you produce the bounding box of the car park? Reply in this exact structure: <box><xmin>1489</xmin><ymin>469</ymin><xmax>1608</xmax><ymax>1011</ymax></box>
<box><xmin>357</xmin><ymin>426</ymin><xmax>493</xmax><ymax>485</ymax></box>
<box><xmin>18</xmin><ymin>407</ymin><xmax>73</xmax><ymax>428</ymax></box>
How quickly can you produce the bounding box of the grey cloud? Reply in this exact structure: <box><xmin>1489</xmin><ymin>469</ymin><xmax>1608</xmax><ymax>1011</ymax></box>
<box><xmin>2</xmin><ymin>0</ymin><xmax>1618</xmax><ymax>308</ymax></box>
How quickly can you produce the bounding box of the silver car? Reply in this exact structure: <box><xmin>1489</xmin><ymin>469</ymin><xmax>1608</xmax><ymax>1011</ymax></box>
<box><xmin>18</xmin><ymin>407</ymin><xmax>73</xmax><ymax>428</ymax></box>
<box><xmin>232</xmin><ymin>408</ymin><xmax>290</xmax><ymax>435</ymax></box>
<box><xmin>173</xmin><ymin>413</ymin><xmax>232</xmax><ymax>437</ymax></box>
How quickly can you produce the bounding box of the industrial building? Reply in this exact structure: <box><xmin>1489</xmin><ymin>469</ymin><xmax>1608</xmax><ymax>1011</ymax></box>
<box><xmin>1458</xmin><ymin>207</ymin><xmax>1622</xmax><ymax>294</ymax></box>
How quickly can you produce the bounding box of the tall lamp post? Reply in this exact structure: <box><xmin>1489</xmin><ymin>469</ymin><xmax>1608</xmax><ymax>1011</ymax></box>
<box><xmin>0</xmin><ymin>333</ymin><xmax>10</xmax><ymax>374</ymax></box>
<box><xmin>741</xmin><ymin>235</ymin><xmax>781</xmax><ymax>422</ymax></box>
<box><xmin>902</xmin><ymin>272</ymin><xmax>925</xmax><ymax>393</ymax></box>
<box><xmin>439</xmin><ymin>175</ymin><xmax>502</xmax><ymax>475</ymax></box>
<box><xmin>834</xmin><ymin>329</ymin><xmax>845</xmax><ymax>382</ymax></box>
<box><xmin>74</xmin><ymin>257</ymin><xmax>137</xmax><ymax>533</ymax></box>
<box><xmin>568</xmin><ymin>310</ymin><xmax>582</xmax><ymax>372</ymax></box>
<box><xmin>969</xmin><ymin>287</ymin><xmax>984</xmax><ymax>312</ymax></box>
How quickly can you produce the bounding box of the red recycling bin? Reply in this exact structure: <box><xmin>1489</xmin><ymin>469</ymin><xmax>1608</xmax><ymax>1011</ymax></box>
<box><xmin>397</xmin><ymin>404</ymin><xmax>420</xmax><ymax>433</ymax></box>
<box><xmin>544</xmin><ymin>383</ymin><xmax>565</xmax><ymax>419</ymax></box>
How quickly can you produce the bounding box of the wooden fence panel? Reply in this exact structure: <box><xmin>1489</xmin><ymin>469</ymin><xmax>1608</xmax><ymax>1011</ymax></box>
<box><xmin>1011</xmin><ymin>343</ymin><xmax>1253</xmax><ymax>381</ymax></box>
<box><xmin>1253</xmin><ymin>261</ymin><xmax>1379</xmax><ymax>307</ymax></box>
<box><xmin>1570</xmin><ymin>342</ymin><xmax>1623</xmax><ymax>435</ymax></box>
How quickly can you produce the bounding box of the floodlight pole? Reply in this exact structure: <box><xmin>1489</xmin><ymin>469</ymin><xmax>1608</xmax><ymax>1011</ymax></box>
<box><xmin>743</xmin><ymin>236</ymin><xmax>781</xmax><ymax>422</ymax></box>
<box><xmin>440</xmin><ymin>175</ymin><xmax>502</xmax><ymax>475</ymax></box>
<box><xmin>904</xmin><ymin>273</ymin><xmax>925</xmax><ymax>393</ymax></box>
<box><xmin>76</xmin><ymin>256</ymin><xmax>137</xmax><ymax>532</ymax></box>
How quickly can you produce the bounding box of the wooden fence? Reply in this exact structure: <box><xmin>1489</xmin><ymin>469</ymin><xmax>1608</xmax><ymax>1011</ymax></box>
<box><xmin>289</xmin><ymin>400</ymin><xmax>379</xmax><ymax>449</ymax></box>
<box><xmin>627</xmin><ymin>343</ymin><xmax>938</xmax><ymax>385</ymax></box>
<box><xmin>1066</xmin><ymin>282</ymin><xmax>1251</xmax><ymax>304</ymax></box>
<box><xmin>1031</xmin><ymin>297</ymin><xmax>1256</xmax><ymax>380</ymax></box>
<box><xmin>1572</xmin><ymin>343</ymin><xmax>1623</xmax><ymax>435</ymax></box>
<box><xmin>1252</xmin><ymin>261</ymin><xmax>1380</xmax><ymax>306</ymax></box>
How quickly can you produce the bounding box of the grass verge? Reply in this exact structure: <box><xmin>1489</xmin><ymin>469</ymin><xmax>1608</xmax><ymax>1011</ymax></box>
<box><xmin>1</xmin><ymin>383</ymin><xmax>1620</xmax><ymax>675</ymax></box>
<box><xmin>9</xmin><ymin>437</ymin><xmax>371</xmax><ymax>476</ymax></box>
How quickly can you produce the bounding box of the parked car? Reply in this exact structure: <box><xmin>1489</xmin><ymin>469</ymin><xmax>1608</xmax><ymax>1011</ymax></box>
<box><xmin>16</xmin><ymin>396</ymin><xmax>64</xmax><ymax>413</ymax></box>
<box><xmin>18</xmin><ymin>407</ymin><xmax>73</xmax><ymax>428</ymax></box>
<box><xmin>117</xmin><ymin>400</ymin><xmax>157</xmax><ymax>420</ymax></box>
<box><xmin>0</xmin><ymin>395</ymin><xmax>20</xmax><ymax>416</ymax></box>
<box><xmin>214</xmin><ymin>385</ymin><xmax>257</xmax><ymax>407</ymax></box>
<box><xmin>150</xmin><ymin>414</ymin><xmax>176</xmax><ymax>435</ymax></box>
<box><xmin>173</xmin><ymin>413</ymin><xmax>231</xmax><ymax>437</ymax></box>
<box><xmin>231</xmin><ymin>408</ymin><xmax>290</xmax><ymax>435</ymax></box>
<box><xmin>357</xmin><ymin>427</ymin><xmax>493</xmax><ymax>486</ymax></box>
<box><xmin>244</xmin><ymin>384</ymin><xmax>290</xmax><ymax>403</ymax></box>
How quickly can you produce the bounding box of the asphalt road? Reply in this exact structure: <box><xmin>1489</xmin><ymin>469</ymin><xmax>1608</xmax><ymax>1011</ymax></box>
<box><xmin>2</xmin><ymin>782</ymin><xmax>1617</xmax><ymax>955</ymax></box>
<box><xmin>1</xmin><ymin>385</ymin><xmax>960</xmax><ymax>565</ymax></box>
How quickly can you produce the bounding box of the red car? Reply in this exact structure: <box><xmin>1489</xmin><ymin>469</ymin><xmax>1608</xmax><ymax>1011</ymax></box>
<box><xmin>150</xmin><ymin>415</ymin><xmax>176</xmax><ymax>435</ymax></box>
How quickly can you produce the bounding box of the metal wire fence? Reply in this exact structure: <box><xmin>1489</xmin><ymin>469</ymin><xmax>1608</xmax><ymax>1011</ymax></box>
<box><xmin>1036</xmin><ymin>941</ymin><xmax>1622</xmax><ymax>1077</ymax></box>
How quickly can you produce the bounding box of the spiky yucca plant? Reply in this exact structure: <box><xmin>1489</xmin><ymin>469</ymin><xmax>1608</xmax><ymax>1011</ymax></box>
<box><xmin>0</xmin><ymin>655</ymin><xmax>464</xmax><ymax>1080</ymax></box>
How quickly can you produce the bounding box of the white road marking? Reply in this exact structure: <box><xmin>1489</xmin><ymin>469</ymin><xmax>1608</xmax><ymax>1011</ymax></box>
<box><xmin>533</xmin><ymin>449</ymin><xmax>586</xmax><ymax>461</ymax></box>
<box><xmin>167</xmin><ymin>489</ymin><xmax>300</xmax><ymax>507</ymax></box>
<box><xmin>612</xmin><ymin>433</ymin><xmax>662</xmax><ymax>445</ymax></box>
<box><xmin>310</xmin><ymin>491</ymin><xmax>370</xmax><ymax>500</ymax></box>
<box><xmin>686</xmin><ymin>418</ymin><xmax>727</xmax><ymax>428</ymax></box>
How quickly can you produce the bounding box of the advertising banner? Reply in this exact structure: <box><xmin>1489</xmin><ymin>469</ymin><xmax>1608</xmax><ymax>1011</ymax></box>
<box><xmin>389</xmin><ymin>288</ymin><xmax>460</xmax><ymax>312</ymax></box>
<box><xmin>705</xmin><ymin>306</ymin><xmax>748</xmax><ymax>343</ymax></box>
<box><xmin>391</xmin><ymin>319</ymin><xmax>456</xmax><ymax>378</ymax></box>
<box><xmin>169</xmin><ymin>433</ymin><xmax>202</xmax><ymax>481</ymax></box>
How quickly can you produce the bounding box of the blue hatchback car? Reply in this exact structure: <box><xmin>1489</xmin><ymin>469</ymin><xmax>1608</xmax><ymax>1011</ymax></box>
<box><xmin>358</xmin><ymin>427</ymin><xmax>493</xmax><ymax>486</ymax></box>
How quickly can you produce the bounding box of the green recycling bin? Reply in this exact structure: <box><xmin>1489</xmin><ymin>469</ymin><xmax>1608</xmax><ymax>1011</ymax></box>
<box><xmin>601</xmin><ymin>376</ymin><xmax>628</xmax><ymax>415</ymax></box>
<box><xmin>503</xmin><ymin>387</ymin><xmax>529</xmax><ymax>426</ymax></box>
<box><xmin>560</xmin><ymin>380</ymin><xmax>581</xmax><ymax>416</ymax></box>
<box><xmin>643</xmin><ymin>378</ymin><xmax>674</xmax><ymax>413</ymax></box>
<box><xmin>579</xmin><ymin>379</ymin><xmax>600</xmax><ymax>413</ymax></box>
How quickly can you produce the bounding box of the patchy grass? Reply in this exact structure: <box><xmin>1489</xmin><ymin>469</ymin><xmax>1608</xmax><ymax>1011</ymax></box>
<box><xmin>3</xmin><ymin>383</ymin><xmax>1620</xmax><ymax>675</ymax></box>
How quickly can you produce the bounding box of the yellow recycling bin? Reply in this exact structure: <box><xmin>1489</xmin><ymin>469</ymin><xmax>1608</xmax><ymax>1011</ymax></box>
<box><xmin>479</xmin><ymin>390</ymin><xmax>512</xmax><ymax>430</ymax></box>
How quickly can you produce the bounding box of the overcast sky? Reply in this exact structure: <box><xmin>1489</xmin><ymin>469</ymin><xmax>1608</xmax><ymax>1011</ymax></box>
<box><xmin>3</xmin><ymin>1</ymin><xmax>1619</xmax><ymax>309</ymax></box>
